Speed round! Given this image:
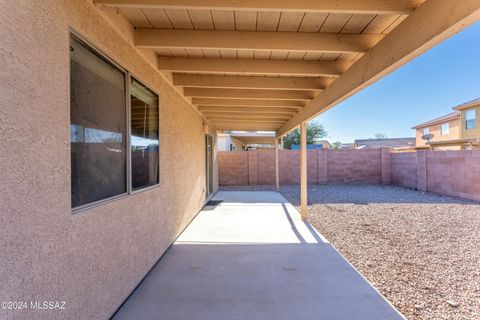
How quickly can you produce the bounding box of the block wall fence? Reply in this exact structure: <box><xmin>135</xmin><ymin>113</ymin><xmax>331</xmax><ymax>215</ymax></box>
<box><xmin>218</xmin><ymin>149</ymin><xmax>480</xmax><ymax>202</ymax></box>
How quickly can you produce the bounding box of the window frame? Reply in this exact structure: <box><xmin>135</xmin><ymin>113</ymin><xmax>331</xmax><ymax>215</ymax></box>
<box><xmin>423</xmin><ymin>127</ymin><xmax>429</xmax><ymax>135</ymax></box>
<box><xmin>69</xmin><ymin>30</ymin><xmax>160</xmax><ymax>213</ymax></box>
<box><xmin>440</xmin><ymin>123</ymin><xmax>449</xmax><ymax>135</ymax></box>
<box><xmin>465</xmin><ymin>109</ymin><xmax>477</xmax><ymax>130</ymax></box>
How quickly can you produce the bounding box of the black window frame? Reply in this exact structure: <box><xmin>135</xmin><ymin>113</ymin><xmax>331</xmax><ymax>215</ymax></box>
<box><xmin>69</xmin><ymin>30</ymin><xmax>160</xmax><ymax>213</ymax></box>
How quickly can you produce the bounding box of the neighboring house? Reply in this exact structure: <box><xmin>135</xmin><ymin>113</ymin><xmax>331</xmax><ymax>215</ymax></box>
<box><xmin>291</xmin><ymin>140</ymin><xmax>331</xmax><ymax>150</ymax></box>
<box><xmin>217</xmin><ymin>131</ymin><xmax>276</xmax><ymax>151</ymax></box>
<box><xmin>354</xmin><ymin>138</ymin><xmax>416</xmax><ymax>151</ymax></box>
<box><xmin>339</xmin><ymin>143</ymin><xmax>355</xmax><ymax>149</ymax></box>
<box><xmin>217</xmin><ymin>132</ymin><xmax>246</xmax><ymax>151</ymax></box>
<box><xmin>312</xmin><ymin>139</ymin><xmax>332</xmax><ymax>149</ymax></box>
<box><xmin>412</xmin><ymin>98</ymin><xmax>480</xmax><ymax>150</ymax></box>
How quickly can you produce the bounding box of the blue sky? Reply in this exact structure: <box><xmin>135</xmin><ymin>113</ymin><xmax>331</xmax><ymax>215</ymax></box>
<box><xmin>314</xmin><ymin>21</ymin><xmax>480</xmax><ymax>143</ymax></box>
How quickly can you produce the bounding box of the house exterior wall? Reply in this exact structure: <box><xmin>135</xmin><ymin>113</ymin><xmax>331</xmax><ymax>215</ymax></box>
<box><xmin>415</xmin><ymin>118</ymin><xmax>461</xmax><ymax>148</ymax></box>
<box><xmin>460</xmin><ymin>106</ymin><xmax>480</xmax><ymax>139</ymax></box>
<box><xmin>0</xmin><ymin>1</ymin><xmax>217</xmax><ymax>320</ymax></box>
<box><xmin>217</xmin><ymin>134</ymin><xmax>245</xmax><ymax>151</ymax></box>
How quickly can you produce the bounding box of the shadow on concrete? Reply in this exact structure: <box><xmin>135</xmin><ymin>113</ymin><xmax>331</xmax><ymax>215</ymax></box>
<box><xmin>112</xmin><ymin>243</ymin><xmax>403</xmax><ymax>320</ymax></box>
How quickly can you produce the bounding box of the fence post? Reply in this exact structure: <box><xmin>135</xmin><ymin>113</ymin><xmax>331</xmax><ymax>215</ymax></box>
<box><xmin>318</xmin><ymin>149</ymin><xmax>328</xmax><ymax>184</ymax></box>
<box><xmin>248</xmin><ymin>151</ymin><xmax>258</xmax><ymax>186</ymax></box>
<box><xmin>381</xmin><ymin>147</ymin><xmax>393</xmax><ymax>185</ymax></box>
<box><xmin>416</xmin><ymin>151</ymin><xmax>428</xmax><ymax>192</ymax></box>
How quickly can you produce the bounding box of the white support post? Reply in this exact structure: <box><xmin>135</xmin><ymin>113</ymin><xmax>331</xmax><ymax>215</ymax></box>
<box><xmin>300</xmin><ymin>121</ymin><xmax>308</xmax><ymax>220</ymax></box>
<box><xmin>275</xmin><ymin>137</ymin><xmax>280</xmax><ymax>192</ymax></box>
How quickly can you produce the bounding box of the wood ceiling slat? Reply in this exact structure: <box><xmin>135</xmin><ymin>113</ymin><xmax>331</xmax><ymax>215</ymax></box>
<box><xmin>168</xmin><ymin>48</ymin><xmax>189</xmax><ymax>56</ymax></box>
<box><xmin>198</xmin><ymin>106</ymin><xmax>299</xmax><ymax>114</ymax></box>
<box><xmin>211</xmin><ymin>10</ymin><xmax>235</xmax><ymax>30</ymax></box>
<box><xmin>382</xmin><ymin>14</ymin><xmax>408</xmax><ymax>34</ymax></box>
<box><xmin>164</xmin><ymin>8</ymin><xmax>194</xmax><ymax>29</ymax></box>
<box><xmin>187</xmin><ymin>9</ymin><xmax>215</xmax><ymax>29</ymax></box>
<box><xmin>321</xmin><ymin>53</ymin><xmax>341</xmax><ymax>60</ymax></box>
<box><xmin>192</xmin><ymin>97</ymin><xmax>305</xmax><ymax>107</ymax></box>
<box><xmin>286</xmin><ymin>51</ymin><xmax>306</xmax><ymax>61</ymax></box>
<box><xmin>337</xmin><ymin>53</ymin><xmax>359</xmax><ymax>61</ymax></box>
<box><xmin>234</xmin><ymin>11</ymin><xmax>257</xmax><ymax>30</ymax></box>
<box><xmin>154</xmin><ymin>48</ymin><xmax>172</xmax><ymax>56</ymax></box>
<box><xmin>277</xmin><ymin>12</ymin><xmax>305</xmax><ymax>31</ymax></box>
<box><xmin>303</xmin><ymin>52</ymin><xmax>323</xmax><ymax>61</ymax></box>
<box><xmin>237</xmin><ymin>50</ymin><xmax>254</xmax><ymax>59</ymax></box>
<box><xmin>119</xmin><ymin>8</ymin><xmax>152</xmax><ymax>27</ymax></box>
<box><xmin>362</xmin><ymin>14</ymin><xmax>400</xmax><ymax>34</ymax></box>
<box><xmin>186</xmin><ymin>48</ymin><xmax>205</xmax><ymax>57</ymax></box>
<box><xmin>141</xmin><ymin>8</ymin><xmax>172</xmax><ymax>28</ymax></box>
<box><xmin>99</xmin><ymin>0</ymin><xmax>421</xmax><ymax>15</ymax></box>
<box><xmin>298</xmin><ymin>13</ymin><xmax>328</xmax><ymax>32</ymax></box>
<box><xmin>219</xmin><ymin>49</ymin><xmax>237</xmax><ymax>59</ymax></box>
<box><xmin>253</xmin><ymin>50</ymin><xmax>271</xmax><ymax>60</ymax></box>
<box><xmin>320</xmin><ymin>13</ymin><xmax>352</xmax><ymax>33</ymax></box>
<box><xmin>202</xmin><ymin>48</ymin><xmax>221</xmax><ymax>58</ymax></box>
<box><xmin>256</xmin><ymin>11</ymin><xmax>281</xmax><ymax>31</ymax></box>
<box><xmin>270</xmin><ymin>51</ymin><xmax>288</xmax><ymax>60</ymax></box>
<box><xmin>341</xmin><ymin>14</ymin><xmax>376</xmax><ymax>33</ymax></box>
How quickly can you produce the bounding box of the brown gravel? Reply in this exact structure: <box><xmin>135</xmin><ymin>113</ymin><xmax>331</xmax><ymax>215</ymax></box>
<box><xmin>220</xmin><ymin>184</ymin><xmax>480</xmax><ymax>320</ymax></box>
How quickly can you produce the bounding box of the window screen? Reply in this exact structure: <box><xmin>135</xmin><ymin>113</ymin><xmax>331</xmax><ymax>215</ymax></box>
<box><xmin>466</xmin><ymin>109</ymin><xmax>476</xmax><ymax>129</ymax></box>
<box><xmin>70</xmin><ymin>34</ymin><xmax>127</xmax><ymax>208</ymax></box>
<box><xmin>130</xmin><ymin>78</ymin><xmax>159</xmax><ymax>190</ymax></box>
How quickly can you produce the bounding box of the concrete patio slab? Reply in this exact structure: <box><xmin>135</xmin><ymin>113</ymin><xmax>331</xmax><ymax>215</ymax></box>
<box><xmin>112</xmin><ymin>191</ymin><xmax>404</xmax><ymax>320</ymax></box>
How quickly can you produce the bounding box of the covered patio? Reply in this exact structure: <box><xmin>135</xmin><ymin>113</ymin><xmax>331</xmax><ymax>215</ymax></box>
<box><xmin>97</xmin><ymin>0</ymin><xmax>480</xmax><ymax>219</ymax></box>
<box><xmin>112</xmin><ymin>191</ymin><xmax>403</xmax><ymax>320</ymax></box>
<box><xmin>2</xmin><ymin>1</ymin><xmax>480</xmax><ymax>320</ymax></box>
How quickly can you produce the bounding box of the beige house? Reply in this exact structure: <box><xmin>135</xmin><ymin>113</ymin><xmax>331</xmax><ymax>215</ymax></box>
<box><xmin>413</xmin><ymin>98</ymin><xmax>479</xmax><ymax>150</ymax></box>
<box><xmin>1</xmin><ymin>1</ymin><xmax>479</xmax><ymax>319</ymax></box>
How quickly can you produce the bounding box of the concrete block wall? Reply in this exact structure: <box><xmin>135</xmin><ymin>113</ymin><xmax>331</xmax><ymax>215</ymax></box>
<box><xmin>327</xmin><ymin>149</ymin><xmax>382</xmax><ymax>183</ymax></box>
<box><xmin>391</xmin><ymin>152</ymin><xmax>418</xmax><ymax>189</ymax></box>
<box><xmin>219</xmin><ymin>149</ymin><xmax>386</xmax><ymax>186</ymax></box>
<box><xmin>219</xmin><ymin>149</ymin><xmax>480</xmax><ymax>202</ymax></box>
<box><xmin>218</xmin><ymin>152</ymin><xmax>248</xmax><ymax>185</ymax></box>
<box><xmin>426</xmin><ymin>151</ymin><xmax>480</xmax><ymax>202</ymax></box>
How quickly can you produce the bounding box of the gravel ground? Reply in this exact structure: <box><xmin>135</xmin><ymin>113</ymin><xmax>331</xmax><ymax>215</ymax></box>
<box><xmin>220</xmin><ymin>184</ymin><xmax>480</xmax><ymax>320</ymax></box>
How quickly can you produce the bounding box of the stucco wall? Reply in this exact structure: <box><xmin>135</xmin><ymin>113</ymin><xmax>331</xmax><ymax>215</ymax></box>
<box><xmin>415</xmin><ymin>118</ymin><xmax>461</xmax><ymax>147</ymax></box>
<box><xmin>0</xmin><ymin>1</ymin><xmax>217</xmax><ymax>319</ymax></box>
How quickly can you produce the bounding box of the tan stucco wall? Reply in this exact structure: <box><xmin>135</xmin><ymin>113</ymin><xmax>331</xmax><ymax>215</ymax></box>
<box><xmin>0</xmin><ymin>1</ymin><xmax>217</xmax><ymax>320</ymax></box>
<box><xmin>415</xmin><ymin>118</ymin><xmax>461</xmax><ymax>147</ymax></box>
<box><xmin>460</xmin><ymin>106</ymin><xmax>480</xmax><ymax>139</ymax></box>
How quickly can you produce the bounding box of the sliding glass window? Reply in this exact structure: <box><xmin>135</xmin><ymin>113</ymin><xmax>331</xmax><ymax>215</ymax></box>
<box><xmin>70</xmin><ymin>33</ymin><xmax>160</xmax><ymax>210</ymax></box>
<box><xmin>130</xmin><ymin>78</ymin><xmax>159</xmax><ymax>190</ymax></box>
<box><xmin>70</xmin><ymin>34</ymin><xmax>127</xmax><ymax>208</ymax></box>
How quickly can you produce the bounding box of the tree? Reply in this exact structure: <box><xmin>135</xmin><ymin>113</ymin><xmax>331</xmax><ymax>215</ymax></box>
<box><xmin>332</xmin><ymin>141</ymin><xmax>342</xmax><ymax>149</ymax></box>
<box><xmin>372</xmin><ymin>133</ymin><xmax>387</xmax><ymax>139</ymax></box>
<box><xmin>283</xmin><ymin>121</ymin><xmax>327</xmax><ymax>150</ymax></box>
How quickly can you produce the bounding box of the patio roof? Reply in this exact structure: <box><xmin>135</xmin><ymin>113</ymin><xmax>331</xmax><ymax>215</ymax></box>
<box><xmin>95</xmin><ymin>0</ymin><xmax>480</xmax><ymax>135</ymax></box>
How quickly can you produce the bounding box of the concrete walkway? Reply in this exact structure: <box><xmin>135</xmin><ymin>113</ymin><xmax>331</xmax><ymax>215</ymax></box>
<box><xmin>112</xmin><ymin>191</ymin><xmax>404</xmax><ymax>320</ymax></box>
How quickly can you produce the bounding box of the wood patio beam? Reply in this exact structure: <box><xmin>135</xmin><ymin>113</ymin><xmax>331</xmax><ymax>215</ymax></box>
<box><xmin>96</xmin><ymin>0</ymin><xmax>420</xmax><ymax>14</ymax></box>
<box><xmin>277</xmin><ymin>0</ymin><xmax>480</xmax><ymax>137</ymax></box>
<box><xmin>204</xmin><ymin>112</ymin><xmax>292</xmax><ymax>119</ymax></box>
<box><xmin>192</xmin><ymin>98</ymin><xmax>305</xmax><ymax>107</ymax></box>
<box><xmin>173</xmin><ymin>74</ymin><xmax>333</xmax><ymax>91</ymax></box>
<box><xmin>158</xmin><ymin>57</ymin><xmax>349</xmax><ymax>77</ymax></box>
<box><xmin>184</xmin><ymin>88</ymin><xmax>317</xmax><ymax>100</ymax></box>
<box><xmin>197</xmin><ymin>106</ymin><xmax>299</xmax><ymax>114</ymax></box>
<box><xmin>136</xmin><ymin>29</ymin><xmax>383</xmax><ymax>54</ymax></box>
<box><xmin>207</xmin><ymin>117</ymin><xmax>288</xmax><ymax>123</ymax></box>
<box><xmin>300</xmin><ymin>121</ymin><xmax>308</xmax><ymax>219</ymax></box>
